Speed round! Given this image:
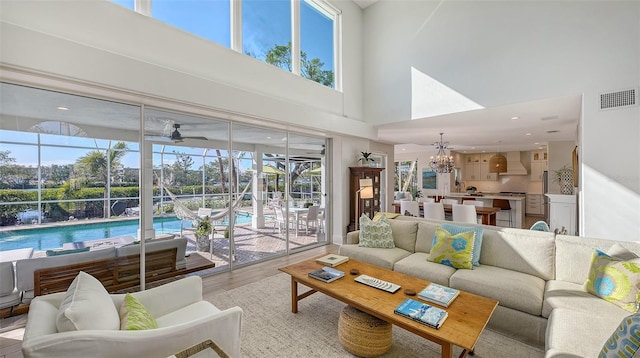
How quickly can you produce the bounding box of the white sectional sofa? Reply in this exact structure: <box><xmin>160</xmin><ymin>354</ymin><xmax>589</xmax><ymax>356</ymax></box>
<box><xmin>15</xmin><ymin>238</ymin><xmax>188</xmax><ymax>303</ymax></box>
<box><xmin>339</xmin><ymin>215</ymin><xmax>637</xmax><ymax>357</ymax></box>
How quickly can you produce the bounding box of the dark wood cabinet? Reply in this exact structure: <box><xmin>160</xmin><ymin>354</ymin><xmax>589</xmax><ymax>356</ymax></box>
<box><xmin>348</xmin><ymin>166</ymin><xmax>384</xmax><ymax>232</ymax></box>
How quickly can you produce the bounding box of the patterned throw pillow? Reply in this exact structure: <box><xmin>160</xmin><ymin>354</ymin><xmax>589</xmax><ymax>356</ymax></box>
<box><xmin>428</xmin><ymin>227</ymin><xmax>475</xmax><ymax>270</ymax></box>
<box><xmin>599</xmin><ymin>314</ymin><xmax>640</xmax><ymax>358</ymax></box>
<box><xmin>358</xmin><ymin>215</ymin><xmax>395</xmax><ymax>248</ymax></box>
<box><xmin>119</xmin><ymin>294</ymin><xmax>158</xmax><ymax>330</ymax></box>
<box><xmin>436</xmin><ymin>223</ymin><xmax>484</xmax><ymax>266</ymax></box>
<box><xmin>584</xmin><ymin>249</ymin><xmax>640</xmax><ymax>313</ymax></box>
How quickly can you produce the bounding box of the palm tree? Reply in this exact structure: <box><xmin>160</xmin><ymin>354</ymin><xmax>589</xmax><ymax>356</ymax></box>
<box><xmin>74</xmin><ymin>141</ymin><xmax>128</xmax><ymax>218</ymax></box>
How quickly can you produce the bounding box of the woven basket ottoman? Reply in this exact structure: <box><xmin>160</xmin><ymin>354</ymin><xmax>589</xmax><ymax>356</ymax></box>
<box><xmin>338</xmin><ymin>305</ymin><xmax>392</xmax><ymax>357</ymax></box>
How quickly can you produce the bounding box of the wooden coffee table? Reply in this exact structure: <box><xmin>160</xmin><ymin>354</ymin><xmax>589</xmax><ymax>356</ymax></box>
<box><xmin>279</xmin><ymin>257</ymin><xmax>498</xmax><ymax>358</ymax></box>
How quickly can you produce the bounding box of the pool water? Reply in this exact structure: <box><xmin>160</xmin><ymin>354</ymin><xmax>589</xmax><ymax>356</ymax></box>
<box><xmin>0</xmin><ymin>213</ymin><xmax>252</xmax><ymax>252</ymax></box>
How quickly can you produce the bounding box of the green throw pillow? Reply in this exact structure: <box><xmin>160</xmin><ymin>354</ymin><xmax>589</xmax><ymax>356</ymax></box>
<box><xmin>358</xmin><ymin>215</ymin><xmax>395</xmax><ymax>249</ymax></box>
<box><xmin>599</xmin><ymin>314</ymin><xmax>640</xmax><ymax>357</ymax></box>
<box><xmin>427</xmin><ymin>227</ymin><xmax>475</xmax><ymax>270</ymax></box>
<box><xmin>585</xmin><ymin>249</ymin><xmax>640</xmax><ymax>313</ymax></box>
<box><xmin>119</xmin><ymin>294</ymin><xmax>158</xmax><ymax>330</ymax></box>
<box><xmin>439</xmin><ymin>223</ymin><xmax>483</xmax><ymax>266</ymax></box>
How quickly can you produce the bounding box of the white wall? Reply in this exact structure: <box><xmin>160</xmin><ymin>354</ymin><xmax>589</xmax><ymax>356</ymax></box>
<box><xmin>547</xmin><ymin>141</ymin><xmax>577</xmax><ymax>194</ymax></box>
<box><xmin>363</xmin><ymin>1</ymin><xmax>640</xmax><ymax>239</ymax></box>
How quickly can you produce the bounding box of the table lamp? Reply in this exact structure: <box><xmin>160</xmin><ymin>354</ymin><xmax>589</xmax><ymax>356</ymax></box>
<box><xmin>355</xmin><ymin>178</ymin><xmax>374</xmax><ymax>230</ymax></box>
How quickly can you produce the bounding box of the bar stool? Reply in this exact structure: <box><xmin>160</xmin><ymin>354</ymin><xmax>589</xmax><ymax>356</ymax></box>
<box><xmin>493</xmin><ymin>199</ymin><xmax>512</xmax><ymax>228</ymax></box>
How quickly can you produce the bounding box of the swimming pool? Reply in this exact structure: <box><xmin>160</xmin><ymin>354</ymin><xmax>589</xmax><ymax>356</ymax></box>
<box><xmin>0</xmin><ymin>213</ymin><xmax>253</xmax><ymax>252</ymax></box>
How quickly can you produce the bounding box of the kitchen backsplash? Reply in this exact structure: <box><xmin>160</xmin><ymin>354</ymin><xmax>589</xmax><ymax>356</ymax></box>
<box><xmin>464</xmin><ymin>175</ymin><xmax>543</xmax><ymax>194</ymax></box>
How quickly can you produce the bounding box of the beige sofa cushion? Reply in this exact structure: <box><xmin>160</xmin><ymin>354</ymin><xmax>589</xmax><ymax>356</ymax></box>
<box><xmin>393</xmin><ymin>253</ymin><xmax>456</xmax><ymax>287</ymax></box>
<box><xmin>338</xmin><ymin>245</ymin><xmax>411</xmax><ymax>270</ymax></box>
<box><xmin>387</xmin><ymin>219</ymin><xmax>418</xmax><ymax>253</ymax></box>
<box><xmin>545</xmin><ymin>308</ymin><xmax>626</xmax><ymax>358</ymax></box>
<box><xmin>415</xmin><ymin>221</ymin><xmax>439</xmax><ymax>253</ymax></box>
<box><xmin>450</xmin><ymin>265</ymin><xmax>545</xmax><ymax>316</ymax></box>
<box><xmin>555</xmin><ymin>235</ymin><xmax>640</xmax><ymax>285</ymax></box>
<box><xmin>480</xmin><ymin>228</ymin><xmax>555</xmax><ymax>280</ymax></box>
<box><xmin>542</xmin><ymin>279</ymin><xmax>630</xmax><ymax>319</ymax></box>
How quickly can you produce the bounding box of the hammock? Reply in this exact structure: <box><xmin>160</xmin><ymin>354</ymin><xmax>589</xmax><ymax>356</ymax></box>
<box><xmin>162</xmin><ymin>182</ymin><xmax>252</xmax><ymax>237</ymax></box>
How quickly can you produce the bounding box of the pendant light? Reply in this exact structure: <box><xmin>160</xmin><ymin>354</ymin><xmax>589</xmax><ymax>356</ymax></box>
<box><xmin>489</xmin><ymin>141</ymin><xmax>507</xmax><ymax>174</ymax></box>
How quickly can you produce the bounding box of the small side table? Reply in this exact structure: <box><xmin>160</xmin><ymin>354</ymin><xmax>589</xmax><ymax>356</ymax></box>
<box><xmin>338</xmin><ymin>305</ymin><xmax>392</xmax><ymax>357</ymax></box>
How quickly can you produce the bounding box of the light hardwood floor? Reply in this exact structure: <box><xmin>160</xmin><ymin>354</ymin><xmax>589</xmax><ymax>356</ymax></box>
<box><xmin>0</xmin><ymin>244</ymin><xmax>339</xmax><ymax>358</ymax></box>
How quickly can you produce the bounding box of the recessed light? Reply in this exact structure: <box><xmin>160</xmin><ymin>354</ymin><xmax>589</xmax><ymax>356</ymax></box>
<box><xmin>57</xmin><ymin>106</ymin><xmax>69</xmax><ymax>111</ymax></box>
<box><xmin>534</xmin><ymin>142</ymin><xmax>540</xmax><ymax>145</ymax></box>
<box><xmin>525</xmin><ymin>133</ymin><xmax>532</xmax><ymax>136</ymax></box>
<box><xmin>511</xmin><ymin>116</ymin><xmax>519</xmax><ymax>120</ymax></box>
<box><xmin>538</xmin><ymin>146</ymin><xmax>544</xmax><ymax>149</ymax></box>
<box><xmin>266</xmin><ymin>136</ymin><xmax>271</xmax><ymax>139</ymax></box>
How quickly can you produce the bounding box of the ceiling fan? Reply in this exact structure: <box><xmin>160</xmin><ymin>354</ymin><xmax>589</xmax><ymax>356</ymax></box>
<box><xmin>145</xmin><ymin>122</ymin><xmax>208</xmax><ymax>143</ymax></box>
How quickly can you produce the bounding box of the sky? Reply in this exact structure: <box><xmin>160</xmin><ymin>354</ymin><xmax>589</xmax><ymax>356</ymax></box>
<box><xmin>1</xmin><ymin>1</ymin><xmax>334</xmax><ymax>170</ymax></box>
<box><xmin>112</xmin><ymin>0</ymin><xmax>334</xmax><ymax>71</ymax></box>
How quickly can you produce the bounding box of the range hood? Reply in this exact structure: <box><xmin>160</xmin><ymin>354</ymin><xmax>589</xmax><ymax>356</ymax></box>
<box><xmin>500</xmin><ymin>152</ymin><xmax>528</xmax><ymax>175</ymax></box>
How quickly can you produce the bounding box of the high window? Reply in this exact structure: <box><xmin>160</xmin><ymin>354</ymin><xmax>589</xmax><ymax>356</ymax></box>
<box><xmin>110</xmin><ymin>0</ymin><xmax>339</xmax><ymax>90</ymax></box>
<box><xmin>152</xmin><ymin>0</ymin><xmax>231</xmax><ymax>47</ymax></box>
<box><xmin>242</xmin><ymin>0</ymin><xmax>291</xmax><ymax>67</ymax></box>
<box><xmin>300</xmin><ymin>0</ymin><xmax>335</xmax><ymax>88</ymax></box>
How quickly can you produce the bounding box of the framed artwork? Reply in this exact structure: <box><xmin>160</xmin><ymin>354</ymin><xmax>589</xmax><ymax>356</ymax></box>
<box><xmin>422</xmin><ymin>169</ymin><xmax>437</xmax><ymax>189</ymax></box>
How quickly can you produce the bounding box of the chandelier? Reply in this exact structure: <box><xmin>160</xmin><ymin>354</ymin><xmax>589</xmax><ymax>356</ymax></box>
<box><xmin>429</xmin><ymin>132</ymin><xmax>455</xmax><ymax>174</ymax></box>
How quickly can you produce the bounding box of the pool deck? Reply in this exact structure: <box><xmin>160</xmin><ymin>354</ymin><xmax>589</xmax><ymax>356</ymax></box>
<box><xmin>3</xmin><ymin>208</ymin><xmax>326</xmax><ymax>272</ymax></box>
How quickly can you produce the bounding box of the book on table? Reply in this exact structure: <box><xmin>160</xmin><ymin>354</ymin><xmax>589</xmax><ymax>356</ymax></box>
<box><xmin>308</xmin><ymin>267</ymin><xmax>345</xmax><ymax>283</ymax></box>
<box><xmin>315</xmin><ymin>254</ymin><xmax>349</xmax><ymax>267</ymax></box>
<box><xmin>418</xmin><ymin>283</ymin><xmax>460</xmax><ymax>307</ymax></box>
<box><xmin>394</xmin><ymin>298</ymin><xmax>448</xmax><ymax>329</ymax></box>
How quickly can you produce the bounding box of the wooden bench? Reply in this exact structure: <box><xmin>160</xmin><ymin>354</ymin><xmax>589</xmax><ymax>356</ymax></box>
<box><xmin>34</xmin><ymin>248</ymin><xmax>215</xmax><ymax>296</ymax></box>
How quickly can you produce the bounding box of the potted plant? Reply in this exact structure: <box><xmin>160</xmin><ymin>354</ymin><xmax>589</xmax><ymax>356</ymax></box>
<box><xmin>552</xmin><ymin>165</ymin><xmax>574</xmax><ymax>195</ymax></box>
<box><xmin>194</xmin><ymin>216</ymin><xmax>213</xmax><ymax>252</ymax></box>
<box><xmin>359</xmin><ymin>152</ymin><xmax>375</xmax><ymax>166</ymax></box>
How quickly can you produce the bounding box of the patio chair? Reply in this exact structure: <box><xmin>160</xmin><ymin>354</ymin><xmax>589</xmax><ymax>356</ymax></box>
<box><xmin>0</xmin><ymin>262</ymin><xmax>21</xmax><ymax>315</ymax></box>
<box><xmin>273</xmin><ymin>206</ymin><xmax>294</xmax><ymax>234</ymax></box>
<box><xmin>299</xmin><ymin>205</ymin><xmax>320</xmax><ymax>235</ymax></box>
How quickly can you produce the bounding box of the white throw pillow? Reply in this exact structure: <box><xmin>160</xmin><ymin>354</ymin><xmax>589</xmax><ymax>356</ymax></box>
<box><xmin>56</xmin><ymin>271</ymin><xmax>120</xmax><ymax>332</ymax></box>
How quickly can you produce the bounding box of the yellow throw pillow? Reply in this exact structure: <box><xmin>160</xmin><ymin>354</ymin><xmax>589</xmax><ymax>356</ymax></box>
<box><xmin>427</xmin><ymin>227</ymin><xmax>475</xmax><ymax>270</ymax></box>
<box><xmin>584</xmin><ymin>249</ymin><xmax>640</xmax><ymax>313</ymax></box>
<box><xmin>119</xmin><ymin>294</ymin><xmax>158</xmax><ymax>330</ymax></box>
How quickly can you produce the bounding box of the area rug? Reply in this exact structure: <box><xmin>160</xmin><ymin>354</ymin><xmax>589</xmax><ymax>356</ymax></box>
<box><xmin>207</xmin><ymin>273</ymin><xmax>544</xmax><ymax>358</ymax></box>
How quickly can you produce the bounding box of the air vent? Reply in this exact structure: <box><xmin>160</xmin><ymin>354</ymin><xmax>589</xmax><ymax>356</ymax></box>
<box><xmin>600</xmin><ymin>88</ymin><xmax>637</xmax><ymax>110</ymax></box>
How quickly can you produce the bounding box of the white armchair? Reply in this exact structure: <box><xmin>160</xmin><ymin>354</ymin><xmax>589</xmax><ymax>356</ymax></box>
<box><xmin>22</xmin><ymin>276</ymin><xmax>243</xmax><ymax>358</ymax></box>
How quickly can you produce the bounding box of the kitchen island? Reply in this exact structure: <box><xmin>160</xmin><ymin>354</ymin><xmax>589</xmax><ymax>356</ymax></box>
<box><xmin>446</xmin><ymin>193</ymin><xmax>526</xmax><ymax>228</ymax></box>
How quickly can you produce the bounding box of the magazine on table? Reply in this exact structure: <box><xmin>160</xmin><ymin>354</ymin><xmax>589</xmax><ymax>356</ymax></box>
<box><xmin>418</xmin><ymin>283</ymin><xmax>460</xmax><ymax>307</ymax></box>
<box><xmin>394</xmin><ymin>298</ymin><xmax>448</xmax><ymax>329</ymax></box>
<box><xmin>308</xmin><ymin>267</ymin><xmax>345</xmax><ymax>283</ymax></box>
<box><xmin>315</xmin><ymin>254</ymin><xmax>349</xmax><ymax>267</ymax></box>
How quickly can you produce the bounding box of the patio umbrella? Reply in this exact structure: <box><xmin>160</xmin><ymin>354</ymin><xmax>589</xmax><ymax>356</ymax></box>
<box><xmin>308</xmin><ymin>167</ymin><xmax>323</xmax><ymax>175</ymax></box>
<box><xmin>249</xmin><ymin>165</ymin><xmax>286</xmax><ymax>176</ymax></box>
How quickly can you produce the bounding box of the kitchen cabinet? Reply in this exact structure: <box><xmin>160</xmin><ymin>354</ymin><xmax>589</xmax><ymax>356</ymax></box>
<box><xmin>464</xmin><ymin>154</ymin><xmax>497</xmax><ymax>181</ymax></box>
<box><xmin>526</xmin><ymin>194</ymin><xmax>544</xmax><ymax>216</ymax></box>
<box><xmin>546</xmin><ymin>194</ymin><xmax>577</xmax><ymax>235</ymax></box>
<box><xmin>348</xmin><ymin>166</ymin><xmax>384</xmax><ymax>232</ymax></box>
<box><xmin>530</xmin><ymin>151</ymin><xmax>548</xmax><ymax>181</ymax></box>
